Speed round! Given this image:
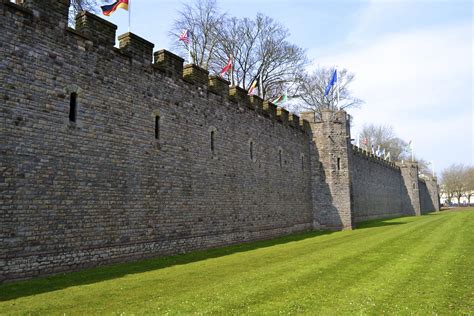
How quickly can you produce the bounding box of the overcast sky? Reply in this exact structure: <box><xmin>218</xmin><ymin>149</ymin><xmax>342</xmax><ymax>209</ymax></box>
<box><xmin>103</xmin><ymin>0</ymin><xmax>473</xmax><ymax>175</ymax></box>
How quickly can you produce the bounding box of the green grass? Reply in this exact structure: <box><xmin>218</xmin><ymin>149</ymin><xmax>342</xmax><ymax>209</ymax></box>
<box><xmin>1</xmin><ymin>209</ymin><xmax>473</xmax><ymax>315</ymax></box>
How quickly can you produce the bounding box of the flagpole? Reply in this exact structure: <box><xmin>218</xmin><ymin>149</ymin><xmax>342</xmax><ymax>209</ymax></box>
<box><xmin>128</xmin><ymin>0</ymin><xmax>131</xmax><ymax>33</ymax></box>
<box><xmin>412</xmin><ymin>142</ymin><xmax>414</xmax><ymax>162</ymax></box>
<box><xmin>187</xmin><ymin>44</ymin><xmax>192</xmax><ymax>64</ymax></box>
<box><xmin>231</xmin><ymin>54</ymin><xmax>234</xmax><ymax>86</ymax></box>
<box><xmin>336</xmin><ymin>66</ymin><xmax>340</xmax><ymax>107</ymax></box>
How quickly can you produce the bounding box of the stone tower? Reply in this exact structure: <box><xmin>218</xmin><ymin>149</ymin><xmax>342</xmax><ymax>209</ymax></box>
<box><xmin>301</xmin><ymin>110</ymin><xmax>353</xmax><ymax>230</ymax></box>
<box><xmin>424</xmin><ymin>176</ymin><xmax>441</xmax><ymax>211</ymax></box>
<box><xmin>399</xmin><ymin>162</ymin><xmax>421</xmax><ymax>216</ymax></box>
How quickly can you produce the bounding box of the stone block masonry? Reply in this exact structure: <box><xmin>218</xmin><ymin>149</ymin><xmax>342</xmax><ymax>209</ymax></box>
<box><xmin>351</xmin><ymin>148</ymin><xmax>419</xmax><ymax>222</ymax></box>
<box><xmin>0</xmin><ymin>0</ymin><xmax>439</xmax><ymax>282</ymax></box>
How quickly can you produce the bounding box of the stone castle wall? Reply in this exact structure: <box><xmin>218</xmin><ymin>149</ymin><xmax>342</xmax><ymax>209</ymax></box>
<box><xmin>0</xmin><ymin>1</ymin><xmax>313</xmax><ymax>281</ymax></box>
<box><xmin>350</xmin><ymin>147</ymin><xmax>412</xmax><ymax>222</ymax></box>
<box><xmin>419</xmin><ymin>178</ymin><xmax>440</xmax><ymax>214</ymax></box>
<box><xmin>0</xmin><ymin>0</ymin><xmax>440</xmax><ymax>282</ymax></box>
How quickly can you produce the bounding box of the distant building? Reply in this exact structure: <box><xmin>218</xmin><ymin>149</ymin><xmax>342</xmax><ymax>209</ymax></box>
<box><xmin>440</xmin><ymin>191</ymin><xmax>474</xmax><ymax>206</ymax></box>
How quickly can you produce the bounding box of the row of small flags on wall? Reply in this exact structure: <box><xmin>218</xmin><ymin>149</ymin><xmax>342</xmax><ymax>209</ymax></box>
<box><xmin>100</xmin><ymin>1</ymin><xmax>339</xmax><ymax>106</ymax></box>
<box><xmin>179</xmin><ymin>30</ymin><xmax>289</xmax><ymax>104</ymax></box>
<box><xmin>355</xmin><ymin>138</ymin><xmax>414</xmax><ymax>162</ymax></box>
<box><xmin>357</xmin><ymin>137</ymin><xmax>392</xmax><ymax>161</ymax></box>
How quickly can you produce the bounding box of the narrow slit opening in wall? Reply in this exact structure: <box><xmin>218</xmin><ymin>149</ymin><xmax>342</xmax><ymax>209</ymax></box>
<box><xmin>301</xmin><ymin>156</ymin><xmax>304</xmax><ymax>170</ymax></box>
<box><xmin>337</xmin><ymin>157</ymin><xmax>341</xmax><ymax>170</ymax></box>
<box><xmin>211</xmin><ymin>130</ymin><xmax>215</xmax><ymax>153</ymax></box>
<box><xmin>69</xmin><ymin>93</ymin><xmax>77</xmax><ymax>122</ymax></box>
<box><xmin>279</xmin><ymin>150</ymin><xmax>282</xmax><ymax>168</ymax></box>
<box><xmin>155</xmin><ymin>115</ymin><xmax>160</xmax><ymax>139</ymax></box>
<box><xmin>250</xmin><ymin>141</ymin><xmax>253</xmax><ymax>161</ymax></box>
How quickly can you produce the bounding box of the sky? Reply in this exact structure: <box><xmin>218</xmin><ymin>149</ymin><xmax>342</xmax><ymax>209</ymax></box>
<box><xmin>101</xmin><ymin>0</ymin><xmax>473</xmax><ymax>175</ymax></box>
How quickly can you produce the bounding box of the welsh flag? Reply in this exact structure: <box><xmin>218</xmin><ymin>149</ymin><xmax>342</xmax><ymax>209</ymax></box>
<box><xmin>273</xmin><ymin>93</ymin><xmax>287</xmax><ymax>105</ymax></box>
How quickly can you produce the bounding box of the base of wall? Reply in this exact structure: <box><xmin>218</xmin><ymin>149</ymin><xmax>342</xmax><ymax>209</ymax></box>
<box><xmin>316</xmin><ymin>224</ymin><xmax>353</xmax><ymax>231</ymax></box>
<box><xmin>1</xmin><ymin>223</ymin><xmax>312</xmax><ymax>283</ymax></box>
<box><xmin>354</xmin><ymin>212</ymin><xmax>408</xmax><ymax>223</ymax></box>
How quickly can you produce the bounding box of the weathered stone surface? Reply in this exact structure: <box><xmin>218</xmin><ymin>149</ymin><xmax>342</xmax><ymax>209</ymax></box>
<box><xmin>302</xmin><ymin>110</ymin><xmax>353</xmax><ymax>230</ymax></box>
<box><xmin>419</xmin><ymin>177</ymin><xmax>440</xmax><ymax>213</ymax></box>
<box><xmin>0</xmin><ymin>0</ymin><xmax>313</xmax><ymax>282</ymax></box>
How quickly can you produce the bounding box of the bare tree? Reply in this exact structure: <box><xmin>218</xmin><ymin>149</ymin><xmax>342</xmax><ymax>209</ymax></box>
<box><xmin>251</xmin><ymin>14</ymin><xmax>307</xmax><ymax>99</ymax></box>
<box><xmin>295</xmin><ymin>67</ymin><xmax>362</xmax><ymax>115</ymax></box>
<box><xmin>357</xmin><ymin>124</ymin><xmax>407</xmax><ymax>161</ymax></box>
<box><xmin>210</xmin><ymin>13</ymin><xmax>308</xmax><ymax>98</ymax></box>
<box><xmin>170</xmin><ymin>1</ymin><xmax>307</xmax><ymax>99</ymax></box>
<box><xmin>414</xmin><ymin>157</ymin><xmax>432</xmax><ymax>176</ymax></box>
<box><xmin>211</xmin><ymin>16</ymin><xmax>259</xmax><ymax>86</ymax></box>
<box><xmin>462</xmin><ymin>166</ymin><xmax>474</xmax><ymax>205</ymax></box>
<box><xmin>170</xmin><ymin>0</ymin><xmax>225</xmax><ymax>68</ymax></box>
<box><xmin>441</xmin><ymin>164</ymin><xmax>467</xmax><ymax>206</ymax></box>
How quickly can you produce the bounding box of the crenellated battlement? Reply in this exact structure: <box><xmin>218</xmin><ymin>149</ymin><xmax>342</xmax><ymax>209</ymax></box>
<box><xmin>75</xmin><ymin>11</ymin><xmax>117</xmax><ymax>47</ymax></box>
<box><xmin>351</xmin><ymin>145</ymin><xmax>399</xmax><ymax>170</ymax></box>
<box><xmin>2</xmin><ymin>0</ymin><xmax>306</xmax><ymax>132</ymax></box>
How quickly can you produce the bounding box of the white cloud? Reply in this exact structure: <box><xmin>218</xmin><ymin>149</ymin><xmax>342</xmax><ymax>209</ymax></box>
<box><xmin>314</xmin><ymin>20</ymin><xmax>473</xmax><ymax>172</ymax></box>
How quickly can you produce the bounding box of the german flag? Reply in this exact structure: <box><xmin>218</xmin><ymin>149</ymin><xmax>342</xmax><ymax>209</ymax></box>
<box><xmin>101</xmin><ymin>0</ymin><xmax>129</xmax><ymax>16</ymax></box>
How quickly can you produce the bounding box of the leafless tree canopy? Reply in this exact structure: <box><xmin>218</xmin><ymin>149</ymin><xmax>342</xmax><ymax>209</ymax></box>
<box><xmin>294</xmin><ymin>67</ymin><xmax>363</xmax><ymax>115</ymax></box>
<box><xmin>171</xmin><ymin>0</ymin><xmax>308</xmax><ymax>99</ymax></box>
<box><xmin>170</xmin><ymin>0</ymin><xmax>225</xmax><ymax>69</ymax></box>
<box><xmin>463</xmin><ymin>167</ymin><xmax>474</xmax><ymax>203</ymax></box>
<box><xmin>357</xmin><ymin>124</ymin><xmax>407</xmax><ymax>161</ymax></box>
<box><xmin>441</xmin><ymin>164</ymin><xmax>471</xmax><ymax>205</ymax></box>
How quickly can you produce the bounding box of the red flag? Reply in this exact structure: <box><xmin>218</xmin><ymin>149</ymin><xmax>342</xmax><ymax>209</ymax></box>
<box><xmin>220</xmin><ymin>56</ymin><xmax>232</xmax><ymax>77</ymax></box>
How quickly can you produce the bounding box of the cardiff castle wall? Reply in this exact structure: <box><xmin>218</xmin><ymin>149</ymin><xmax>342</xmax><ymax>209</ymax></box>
<box><xmin>350</xmin><ymin>148</ymin><xmax>410</xmax><ymax>222</ymax></box>
<box><xmin>419</xmin><ymin>178</ymin><xmax>440</xmax><ymax>214</ymax></box>
<box><xmin>0</xmin><ymin>0</ymin><xmax>440</xmax><ymax>282</ymax></box>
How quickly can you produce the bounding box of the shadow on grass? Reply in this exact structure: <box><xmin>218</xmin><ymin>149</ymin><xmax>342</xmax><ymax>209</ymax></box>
<box><xmin>1</xmin><ymin>229</ymin><xmax>334</xmax><ymax>301</ymax></box>
<box><xmin>354</xmin><ymin>217</ymin><xmax>408</xmax><ymax>230</ymax></box>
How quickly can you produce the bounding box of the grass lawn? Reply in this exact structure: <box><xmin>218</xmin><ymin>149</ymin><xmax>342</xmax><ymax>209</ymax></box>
<box><xmin>1</xmin><ymin>208</ymin><xmax>473</xmax><ymax>315</ymax></box>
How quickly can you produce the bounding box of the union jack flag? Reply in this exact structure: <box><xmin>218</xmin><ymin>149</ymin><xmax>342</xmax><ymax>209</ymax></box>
<box><xmin>179</xmin><ymin>30</ymin><xmax>190</xmax><ymax>45</ymax></box>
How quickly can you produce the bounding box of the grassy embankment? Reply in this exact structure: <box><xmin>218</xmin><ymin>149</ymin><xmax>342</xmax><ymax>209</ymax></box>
<box><xmin>1</xmin><ymin>208</ymin><xmax>473</xmax><ymax>314</ymax></box>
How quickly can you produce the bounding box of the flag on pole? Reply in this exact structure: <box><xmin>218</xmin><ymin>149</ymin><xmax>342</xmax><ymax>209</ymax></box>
<box><xmin>179</xmin><ymin>30</ymin><xmax>190</xmax><ymax>45</ymax></box>
<box><xmin>220</xmin><ymin>56</ymin><xmax>232</xmax><ymax>77</ymax></box>
<box><xmin>273</xmin><ymin>92</ymin><xmax>288</xmax><ymax>105</ymax></box>
<box><xmin>406</xmin><ymin>140</ymin><xmax>412</xmax><ymax>152</ymax></box>
<box><xmin>324</xmin><ymin>69</ymin><xmax>337</xmax><ymax>96</ymax></box>
<box><xmin>101</xmin><ymin>0</ymin><xmax>129</xmax><ymax>16</ymax></box>
<box><xmin>248</xmin><ymin>76</ymin><xmax>259</xmax><ymax>95</ymax></box>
